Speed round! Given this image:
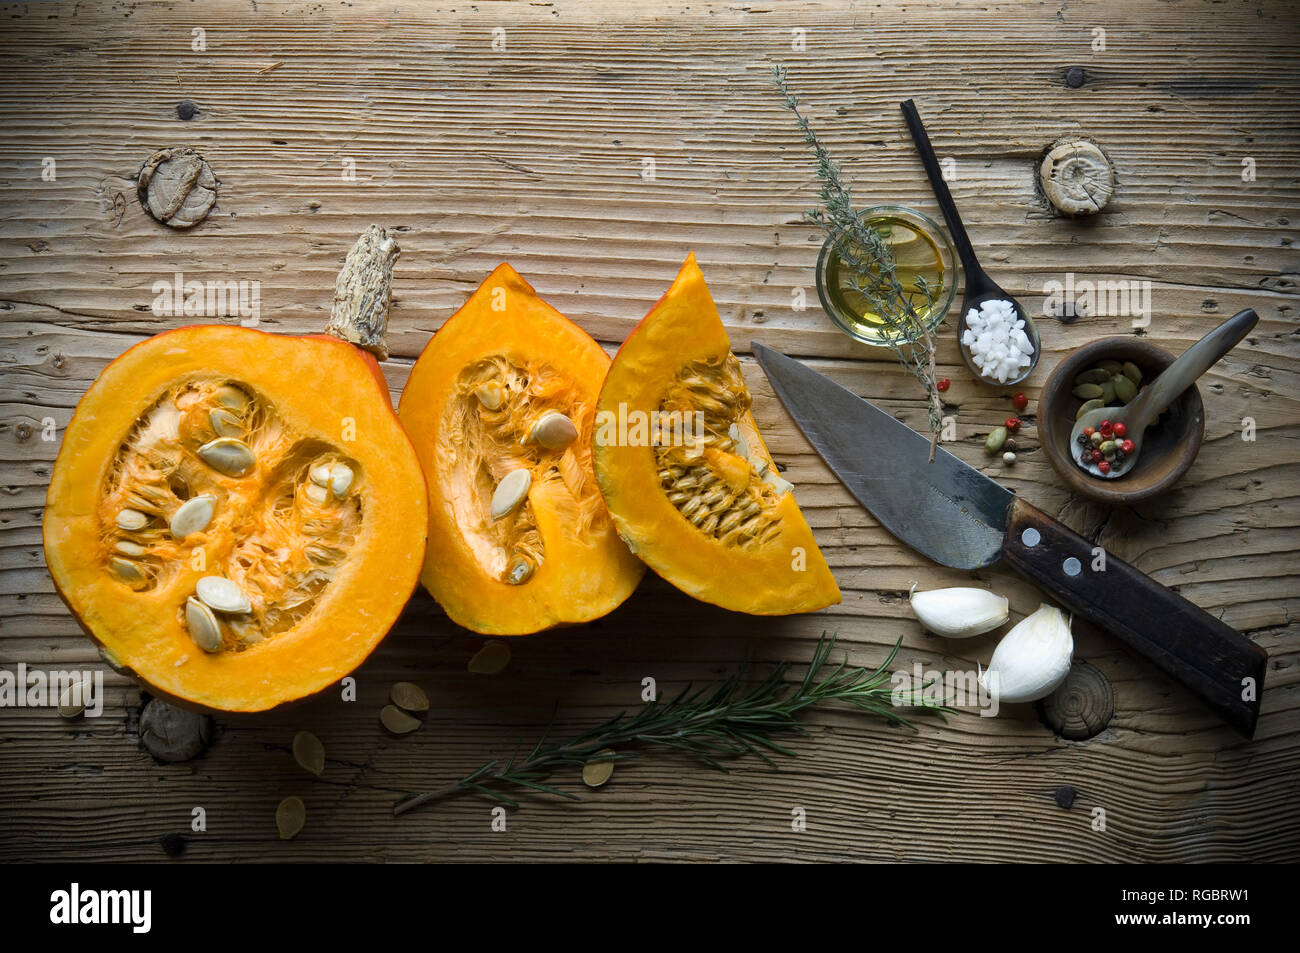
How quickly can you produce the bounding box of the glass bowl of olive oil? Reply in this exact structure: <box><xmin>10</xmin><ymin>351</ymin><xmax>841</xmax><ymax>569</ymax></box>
<box><xmin>815</xmin><ymin>206</ymin><xmax>956</xmax><ymax>346</ymax></box>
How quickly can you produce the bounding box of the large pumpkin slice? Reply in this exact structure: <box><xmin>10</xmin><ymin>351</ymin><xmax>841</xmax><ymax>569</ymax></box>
<box><xmin>43</xmin><ymin>227</ymin><xmax>428</xmax><ymax>712</ymax></box>
<box><xmin>399</xmin><ymin>263</ymin><xmax>643</xmax><ymax>635</ymax></box>
<box><xmin>593</xmin><ymin>253</ymin><xmax>840</xmax><ymax>614</ymax></box>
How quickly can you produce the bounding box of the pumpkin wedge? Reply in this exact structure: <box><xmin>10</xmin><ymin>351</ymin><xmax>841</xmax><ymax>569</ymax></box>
<box><xmin>399</xmin><ymin>264</ymin><xmax>643</xmax><ymax>635</ymax></box>
<box><xmin>42</xmin><ymin>227</ymin><xmax>428</xmax><ymax>713</ymax></box>
<box><xmin>593</xmin><ymin>253</ymin><xmax>841</xmax><ymax>614</ymax></box>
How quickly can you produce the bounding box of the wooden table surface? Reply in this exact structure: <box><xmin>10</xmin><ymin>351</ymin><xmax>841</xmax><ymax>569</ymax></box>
<box><xmin>2</xmin><ymin>0</ymin><xmax>1297</xmax><ymax>863</ymax></box>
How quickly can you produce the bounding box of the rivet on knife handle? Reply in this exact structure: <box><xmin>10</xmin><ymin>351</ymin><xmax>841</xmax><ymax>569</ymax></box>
<box><xmin>1002</xmin><ymin>498</ymin><xmax>1266</xmax><ymax>737</ymax></box>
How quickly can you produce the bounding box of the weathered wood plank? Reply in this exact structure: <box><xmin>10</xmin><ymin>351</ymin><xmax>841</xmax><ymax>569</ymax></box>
<box><xmin>0</xmin><ymin>0</ymin><xmax>1297</xmax><ymax>862</ymax></box>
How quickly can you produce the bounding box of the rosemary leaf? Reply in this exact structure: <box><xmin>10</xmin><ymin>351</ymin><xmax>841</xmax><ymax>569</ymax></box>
<box><xmin>393</xmin><ymin>634</ymin><xmax>948</xmax><ymax>816</ymax></box>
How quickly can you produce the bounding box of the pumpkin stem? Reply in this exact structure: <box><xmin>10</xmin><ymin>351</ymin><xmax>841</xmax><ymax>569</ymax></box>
<box><xmin>326</xmin><ymin>224</ymin><xmax>400</xmax><ymax>360</ymax></box>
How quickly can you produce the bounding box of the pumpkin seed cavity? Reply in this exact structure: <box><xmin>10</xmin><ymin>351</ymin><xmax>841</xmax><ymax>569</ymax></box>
<box><xmin>101</xmin><ymin>378</ymin><xmax>364</xmax><ymax>650</ymax></box>
<box><xmin>655</xmin><ymin>354</ymin><xmax>784</xmax><ymax>549</ymax></box>
<box><xmin>443</xmin><ymin>356</ymin><xmax>606</xmax><ymax>587</ymax></box>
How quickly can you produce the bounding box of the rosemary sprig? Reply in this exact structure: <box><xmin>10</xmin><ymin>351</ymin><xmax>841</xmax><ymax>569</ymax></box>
<box><xmin>393</xmin><ymin>634</ymin><xmax>946</xmax><ymax>816</ymax></box>
<box><xmin>773</xmin><ymin>65</ymin><xmax>946</xmax><ymax>461</ymax></box>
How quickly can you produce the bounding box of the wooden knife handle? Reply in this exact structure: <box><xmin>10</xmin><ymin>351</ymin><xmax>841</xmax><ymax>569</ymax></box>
<box><xmin>1002</xmin><ymin>498</ymin><xmax>1266</xmax><ymax>737</ymax></box>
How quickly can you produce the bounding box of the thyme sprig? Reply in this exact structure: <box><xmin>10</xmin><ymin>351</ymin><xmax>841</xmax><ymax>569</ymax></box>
<box><xmin>393</xmin><ymin>634</ymin><xmax>946</xmax><ymax>815</ymax></box>
<box><xmin>773</xmin><ymin>65</ymin><xmax>946</xmax><ymax>460</ymax></box>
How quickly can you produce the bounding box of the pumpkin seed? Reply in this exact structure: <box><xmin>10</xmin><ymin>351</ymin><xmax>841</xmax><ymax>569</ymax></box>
<box><xmin>185</xmin><ymin>596</ymin><xmax>224</xmax><ymax>652</ymax></box>
<box><xmin>1122</xmin><ymin>361</ymin><xmax>1143</xmax><ymax>385</ymax></box>
<box><xmin>1073</xmin><ymin>367</ymin><xmax>1112</xmax><ymax>386</ymax></box>
<box><xmin>304</xmin><ymin>482</ymin><xmax>329</xmax><ymax>505</ymax></box>
<box><xmin>474</xmin><ymin>380</ymin><xmax>505</xmax><ymax>411</ymax></box>
<box><xmin>169</xmin><ymin>494</ymin><xmax>216</xmax><ymax>538</ymax></box>
<box><xmin>506</xmin><ymin>556</ymin><xmax>535</xmax><ymax>585</ymax></box>
<box><xmin>1075</xmin><ymin>397</ymin><xmax>1106</xmax><ymax>420</ymax></box>
<box><xmin>58</xmin><ymin>678</ymin><xmax>88</xmax><ymax>718</ymax></box>
<box><xmin>390</xmin><ymin>682</ymin><xmax>429</xmax><ymax>713</ymax></box>
<box><xmin>468</xmin><ymin>640</ymin><xmax>511</xmax><ymax>675</ymax></box>
<box><xmin>114</xmin><ymin>540</ymin><xmax>147</xmax><ymax>556</ymax></box>
<box><xmin>215</xmin><ymin>384</ymin><xmax>250</xmax><ymax>412</ymax></box>
<box><xmin>380</xmin><ymin>704</ymin><xmax>421</xmax><ymax>735</ymax></box>
<box><xmin>491</xmin><ymin>468</ymin><xmax>532</xmax><ymax>521</ymax></box>
<box><xmin>329</xmin><ymin>462</ymin><xmax>354</xmax><ymax>498</ymax></box>
<box><xmin>197</xmin><ymin>437</ymin><xmax>256</xmax><ymax>477</ymax></box>
<box><xmin>1113</xmin><ymin>374</ymin><xmax>1138</xmax><ymax>403</ymax></box>
<box><xmin>582</xmin><ymin>749</ymin><xmax>616</xmax><ymax>788</ymax></box>
<box><xmin>1100</xmin><ymin>378</ymin><xmax>1117</xmax><ymax>404</ymax></box>
<box><xmin>276</xmin><ymin>796</ymin><xmax>306</xmax><ymax>840</ymax></box>
<box><xmin>116</xmin><ymin>508</ymin><xmax>150</xmax><ymax>531</ymax></box>
<box><xmin>728</xmin><ymin>422</ymin><xmax>751</xmax><ymax>460</ymax></box>
<box><xmin>1071</xmin><ymin>383</ymin><xmax>1104</xmax><ymax>400</ymax></box>
<box><xmin>309</xmin><ymin>462</ymin><xmax>333</xmax><ymax>487</ymax></box>
<box><xmin>292</xmin><ymin>730</ymin><xmax>325</xmax><ymax>776</ymax></box>
<box><xmin>762</xmin><ymin>470</ymin><xmax>793</xmax><ymax>496</ymax></box>
<box><xmin>527</xmin><ymin>411</ymin><xmax>578</xmax><ymax>450</ymax></box>
<box><xmin>209</xmin><ymin>407</ymin><xmax>243</xmax><ymax>438</ymax></box>
<box><xmin>195</xmin><ymin>576</ymin><xmax>252</xmax><ymax>614</ymax></box>
<box><xmin>109</xmin><ymin>557</ymin><xmax>147</xmax><ymax>588</ymax></box>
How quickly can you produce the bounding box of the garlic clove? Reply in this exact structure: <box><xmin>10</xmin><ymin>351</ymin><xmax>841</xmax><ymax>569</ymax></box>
<box><xmin>979</xmin><ymin>604</ymin><xmax>1073</xmax><ymax>704</ymax></box>
<box><xmin>908</xmin><ymin>584</ymin><xmax>1009</xmax><ymax>639</ymax></box>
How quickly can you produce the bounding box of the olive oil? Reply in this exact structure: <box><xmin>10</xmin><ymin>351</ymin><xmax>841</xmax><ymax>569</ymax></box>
<box><xmin>822</xmin><ymin>213</ymin><xmax>948</xmax><ymax>344</ymax></box>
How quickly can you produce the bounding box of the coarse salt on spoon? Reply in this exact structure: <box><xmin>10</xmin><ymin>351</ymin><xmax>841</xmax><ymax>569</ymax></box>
<box><xmin>900</xmin><ymin>100</ymin><xmax>1041</xmax><ymax>386</ymax></box>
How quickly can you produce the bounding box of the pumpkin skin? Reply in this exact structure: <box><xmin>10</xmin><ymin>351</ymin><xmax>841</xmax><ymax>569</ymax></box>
<box><xmin>42</xmin><ymin>325</ymin><xmax>428</xmax><ymax>713</ymax></box>
<box><xmin>399</xmin><ymin>263</ymin><xmax>644</xmax><ymax>635</ymax></box>
<box><xmin>593</xmin><ymin>253</ymin><xmax>841</xmax><ymax>614</ymax></box>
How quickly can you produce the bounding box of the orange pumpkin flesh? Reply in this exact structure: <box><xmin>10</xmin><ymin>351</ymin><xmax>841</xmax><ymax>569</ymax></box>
<box><xmin>593</xmin><ymin>253</ymin><xmax>841</xmax><ymax>615</ymax></box>
<box><xmin>42</xmin><ymin>325</ymin><xmax>428</xmax><ymax>713</ymax></box>
<box><xmin>399</xmin><ymin>263</ymin><xmax>644</xmax><ymax>635</ymax></box>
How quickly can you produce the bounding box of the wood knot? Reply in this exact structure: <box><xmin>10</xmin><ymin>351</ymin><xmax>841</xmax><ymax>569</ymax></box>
<box><xmin>137</xmin><ymin>147</ymin><xmax>218</xmax><ymax>229</ymax></box>
<box><xmin>1038</xmin><ymin>660</ymin><xmax>1114</xmax><ymax>739</ymax></box>
<box><xmin>138</xmin><ymin>698</ymin><xmax>212</xmax><ymax>762</ymax></box>
<box><xmin>1039</xmin><ymin>137</ymin><xmax>1114</xmax><ymax>217</ymax></box>
<box><xmin>15</xmin><ymin>422</ymin><xmax>32</xmax><ymax>442</ymax></box>
<box><xmin>1065</xmin><ymin>66</ymin><xmax>1087</xmax><ymax>89</ymax></box>
<box><xmin>176</xmin><ymin>100</ymin><xmax>199</xmax><ymax>121</ymax></box>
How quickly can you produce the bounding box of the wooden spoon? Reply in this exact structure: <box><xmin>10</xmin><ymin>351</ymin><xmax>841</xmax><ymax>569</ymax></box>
<box><xmin>1071</xmin><ymin>309</ymin><xmax>1258</xmax><ymax>479</ymax></box>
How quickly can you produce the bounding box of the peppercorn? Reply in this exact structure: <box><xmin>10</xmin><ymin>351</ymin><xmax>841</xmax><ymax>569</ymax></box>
<box><xmin>1113</xmin><ymin>422</ymin><xmax>1127</xmax><ymax>438</ymax></box>
<box><xmin>1002</xmin><ymin>451</ymin><xmax>1016</xmax><ymax>466</ymax></box>
<box><xmin>1077</xmin><ymin>433</ymin><xmax>1089</xmax><ymax>446</ymax></box>
<box><xmin>1121</xmin><ymin>439</ymin><xmax>1135</xmax><ymax>454</ymax></box>
<box><xmin>1005</xmin><ymin>417</ymin><xmax>1022</xmax><ymax>432</ymax></box>
<box><xmin>936</xmin><ymin>378</ymin><xmax>950</xmax><ymax>392</ymax></box>
<box><xmin>1012</xmin><ymin>392</ymin><xmax>1029</xmax><ymax>411</ymax></box>
<box><xmin>1098</xmin><ymin>460</ymin><xmax>1111</xmax><ymax>474</ymax></box>
<box><xmin>1003</xmin><ymin>437</ymin><xmax>1018</xmax><ymax>453</ymax></box>
<box><xmin>1091</xmin><ymin>449</ymin><xmax>1103</xmax><ymax>463</ymax></box>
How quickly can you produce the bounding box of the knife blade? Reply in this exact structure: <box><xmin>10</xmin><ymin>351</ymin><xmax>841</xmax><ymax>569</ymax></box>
<box><xmin>752</xmin><ymin>342</ymin><xmax>1267</xmax><ymax>737</ymax></box>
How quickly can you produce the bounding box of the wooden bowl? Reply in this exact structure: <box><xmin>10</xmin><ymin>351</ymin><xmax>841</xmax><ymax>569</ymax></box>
<box><xmin>1039</xmin><ymin>339</ymin><xmax>1204</xmax><ymax>505</ymax></box>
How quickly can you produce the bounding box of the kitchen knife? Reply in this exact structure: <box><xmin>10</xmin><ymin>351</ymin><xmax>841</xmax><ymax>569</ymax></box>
<box><xmin>752</xmin><ymin>342</ymin><xmax>1267</xmax><ymax>737</ymax></box>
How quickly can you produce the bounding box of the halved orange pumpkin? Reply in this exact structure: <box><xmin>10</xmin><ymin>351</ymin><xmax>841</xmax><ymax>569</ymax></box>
<box><xmin>43</xmin><ymin>327</ymin><xmax>428</xmax><ymax>713</ymax></box>
<box><xmin>593</xmin><ymin>253</ymin><xmax>840</xmax><ymax>614</ymax></box>
<box><xmin>399</xmin><ymin>263</ymin><xmax>644</xmax><ymax>634</ymax></box>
